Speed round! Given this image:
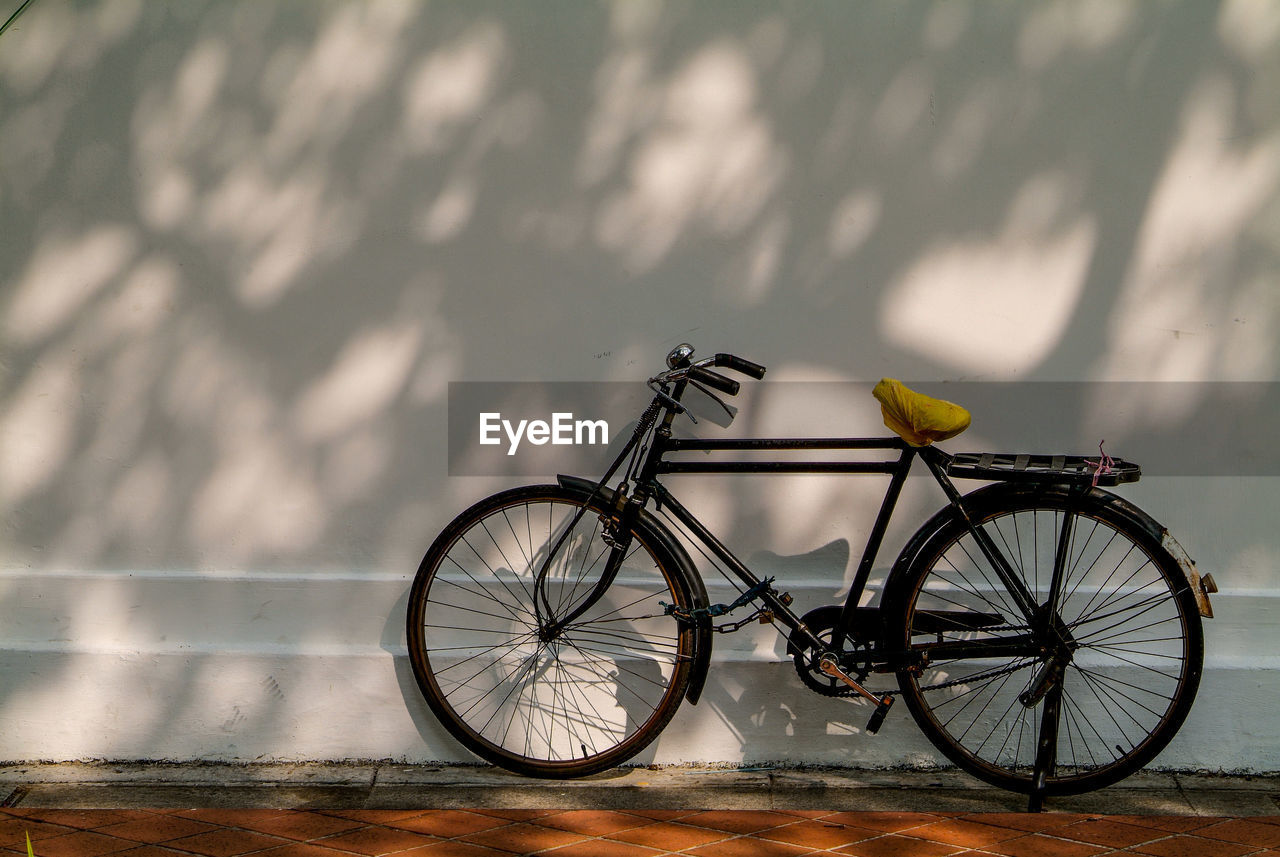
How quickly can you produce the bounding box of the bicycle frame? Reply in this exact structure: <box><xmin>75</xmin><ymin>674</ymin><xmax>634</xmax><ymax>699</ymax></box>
<box><xmin>606</xmin><ymin>386</ymin><xmax>1052</xmax><ymax>663</ymax></box>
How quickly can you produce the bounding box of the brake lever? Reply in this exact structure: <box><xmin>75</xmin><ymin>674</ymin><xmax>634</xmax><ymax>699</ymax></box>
<box><xmin>687</xmin><ymin>380</ymin><xmax>735</xmax><ymax>422</ymax></box>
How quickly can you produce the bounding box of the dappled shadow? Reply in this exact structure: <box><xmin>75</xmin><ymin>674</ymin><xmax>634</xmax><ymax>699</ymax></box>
<box><xmin>1</xmin><ymin>0</ymin><xmax>1278</xmax><ymax>766</ymax></box>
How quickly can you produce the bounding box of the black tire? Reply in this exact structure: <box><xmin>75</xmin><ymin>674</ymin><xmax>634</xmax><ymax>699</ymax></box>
<box><xmin>888</xmin><ymin>485</ymin><xmax>1203</xmax><ymax>795</ymax></box>
<box><xmin>406</xmin><ymin>485</ymin><xmax>696</xmax><ymax>778</ymax></box>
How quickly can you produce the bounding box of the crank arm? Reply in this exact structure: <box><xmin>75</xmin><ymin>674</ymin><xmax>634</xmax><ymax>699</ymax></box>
<box><xmin>818</xmin><ymin>655</ymin><xmax>895</xmax><ymax>734</ymax></box>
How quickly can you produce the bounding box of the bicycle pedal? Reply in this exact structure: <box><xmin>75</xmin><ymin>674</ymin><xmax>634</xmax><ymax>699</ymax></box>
<box><xmin>866</xmin><ymin>695</ymin><xmax>894</xmax><ymax>734</ymax></box>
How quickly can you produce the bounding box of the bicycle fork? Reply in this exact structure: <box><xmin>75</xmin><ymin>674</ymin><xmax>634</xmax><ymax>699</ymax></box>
<box><xmin>535</xmin><ymin>508</ymin><xmax>633</xmax><ymax>642</ymax></box>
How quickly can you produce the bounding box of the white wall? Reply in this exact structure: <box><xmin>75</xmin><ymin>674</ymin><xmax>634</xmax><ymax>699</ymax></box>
<box><xmin>2</xmin><ymin>0</ymin><xmax>1279</xmax><ymax>771</ymax></box>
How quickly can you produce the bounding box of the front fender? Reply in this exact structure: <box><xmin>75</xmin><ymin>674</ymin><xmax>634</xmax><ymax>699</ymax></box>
<box><xmin>556</xmin><ymin>475</ymin><xmax>715</xmax><ymax>703</ymax></box>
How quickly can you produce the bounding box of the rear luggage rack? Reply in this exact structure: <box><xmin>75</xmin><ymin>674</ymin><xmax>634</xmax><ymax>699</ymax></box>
<box><xmin>945</xmin><ymin>451</ymin><xmax>1141</xmax><ymax>486</ymax></box>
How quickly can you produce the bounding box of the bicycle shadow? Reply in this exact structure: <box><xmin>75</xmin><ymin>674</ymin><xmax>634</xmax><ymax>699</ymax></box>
<box><xmin>675</xmin><ymin>539</ymin><xmax>943</xmax><ymax>768</ymax></box>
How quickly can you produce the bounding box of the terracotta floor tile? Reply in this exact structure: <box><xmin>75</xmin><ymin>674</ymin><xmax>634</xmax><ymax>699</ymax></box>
<box><xmin>757</xmin><ymin>819</ymin><xmax>881</xmax><ymax>850</ymax></box>
<box><xmin>1056</xmin><ymin>818</ymin><xmax>1168</xmax><ymax>848</ymax></box>
<box><xmin>162</xmin><ymin>828</ymin><xmax>291</xmax><ymax>857</ymax></box>
<box><xmin>677</xmin><ymin>811</ymin><xmax>798</xmax><ymax>835</ymax></box>
<box><xmin>313</xmin><ymin>811</ymin><xmax>429</xmax><ymax>824</ymax></box>
<box><xmin>622</xmin><ymin>811</ymin><xmax>702</xmax><ymax>823</ymax></box>
<box><xmin>965</xmin><ymin>813</ymin><xmax>1087</xmax><ymax>833</ymax></box>
<box><xmin>1197</xmin><ymin>819</ymin><xmax>1280</xmax><ymax>848</ymax></box>
<box><xmin>20</xmin><ymin>830</ymin><xmax>137</xmax><ymax>857</ymax></box>
<box><xmin>7</xmin><ymin>807</ymin><xmax>1280</xmax><ymax>857</ymax></box>
<box><xmin>1107</xmin><ymin>816</ymin><xmax>1225</xmax><ymax>834</ymax></box>
<box><xmin>533</xmin><ymin>810</ymin><xmax>651</xmax><ymax>837</ymax></box>
<box><xmin>97</xmin><ymin>815</ymin><xmax>220</xmax><ymax>844</ymax></box>
<box><xmin>774</xmin><ymin>810</ymin><xmax>833</xmax><ymax>819</ymax></box>
<box><xmin>911</xmin><ymin>819</ymin><xmax>1027</xmax><ymax>849</ymax></box>
<box><xmin>311</xmin><ymin>825</ymin><xmax>439</xmax><ymax>856</ymax></box>
<box><xmin>684</xmin><ymin>834</ymin><xmax>815</xmax><ymax>857</ymax></box>
<box><xmin>0</xmin><ymin>819</ymin><xmax>76</xmax><ymax>847</ymax></box>
<box><xmin>533</xmin><ymin>839</ymin><xmax>664</xmax><ymax>857</ymax></box>
<box><xmin>228</xmin><ymin>813</ymin><xmax>365</xmax><ymax>842</ymax></box>
<box><xmin>172</xmin><ymin>811</ymin><xmax>288</xmax><ymax>828</ymax></box>
<box><xmin>111</xmin><ymin>848</ymin><xmax>198</xmax><ymax>857</ymax></box>
<box><xmin>11</xmin><ymin>811</ymin><xmax>153</xmax><ymax>831</ymax></box>
<box><xmin>385</xmin><ymin>811</ymin><xmax>512</xmax><ymax>839</ymax></box>
<box><xmin>984</xmin><ymin>832</ymin><xmax>1111</xmax><ymax>857</ymax></box>
<box><xmin>465</xmin><ymin>810</ymin><xmax>557</xmax><ymax>823</ymax></box>
<box><xmin>834</xmin><ymin>833</ymin><xmax>966</xmax><ymax>857</ymax></box>
<box><xmin>251</xmin><ymin>844</ymin><xmax>368</xmax><ymax>857</ymax></box>
<box><xmin>823</xmin><ymin>813</ymin><xmax>942</xmax><ymax>834</ymax></box>
<box><xmin>607</xmin><ymin>822</ymin><xmax>729</xmax><ymax>851</ymax></box>
<box><xmin>458</xmin><ymin>822</ymin><xmax>587</xmax><ymax>854</ymax></box>
<box><xmin>1128</xmin><ymin>835</ymin><xmax>1258</xmax><ymax>857</ymax></box>
<box><xmin>398</xmin><ymin>843</ymin><xmax>519</xmax><ymax>857</ymax></box>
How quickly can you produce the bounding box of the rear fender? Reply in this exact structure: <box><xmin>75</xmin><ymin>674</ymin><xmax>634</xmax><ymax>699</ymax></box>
<box><xmin>1097</xmin><ymin>490</ymin><xmax>1217</xmax><ymax>619</ymax></box>
<box><xmin>556</xmin><ymin>475</ymin><xmax>715</xmax><ymax>703</ymax></box>
<box><xmin>883</xmin><ymin>481</ymin><xmax>1215</xmax><ymax>623</ymax></box>
<box><xmin>1018</xmin><ymin>484</ymin><xmax>1218</xmax><ymax>620</ymax></box>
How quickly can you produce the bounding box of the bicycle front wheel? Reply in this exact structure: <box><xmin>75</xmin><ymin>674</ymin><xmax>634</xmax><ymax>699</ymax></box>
<box><xmin>890</xmin><ymin>486</ymin><xmax>1203</xmax><ymax>795</ymax></box>
<box><xmin>406</xmin><ymin>485</ymin><xmax>695</xmax><ymax>778</ymax></box>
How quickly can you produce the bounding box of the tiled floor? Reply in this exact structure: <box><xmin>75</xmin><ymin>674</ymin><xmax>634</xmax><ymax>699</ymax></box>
<box><xmin>2</xmin><ymin>808</ymin><xmax>1280</xmax><ymax>857</ymax></box>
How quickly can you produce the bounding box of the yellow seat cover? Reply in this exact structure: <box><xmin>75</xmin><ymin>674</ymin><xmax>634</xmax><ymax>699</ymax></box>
<box><xmin>873</xmin><ymin>378</ymin><xmax>971</xmax><ymax>446</ymax></box>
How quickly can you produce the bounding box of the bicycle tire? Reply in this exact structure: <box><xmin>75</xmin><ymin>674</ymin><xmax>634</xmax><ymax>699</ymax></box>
<box><xmin>887</xmin><ymin>484</ymin><xmax>1203</xmax><ymax>795</ymax></box>
<box><xmin>406</xmin><ymin>485</ymin><xmax>696</xmax><ymax>778</ymax></box>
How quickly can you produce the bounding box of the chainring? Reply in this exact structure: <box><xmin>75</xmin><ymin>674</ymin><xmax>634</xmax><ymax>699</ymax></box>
<box><xmin>787</xmin><ymin>606</ymin><xmax>877</xmax><ymax>697</ymax></box>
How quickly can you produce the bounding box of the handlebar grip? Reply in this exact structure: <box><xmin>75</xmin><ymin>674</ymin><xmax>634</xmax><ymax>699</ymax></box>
<box><xmin>688</xmin><ymin>366</ymin><xmax>740</xmax><ymax>396</ymax></box>
<box><xmin>714</xmin><ymin>353</ymin><xmax>767</xmax><ymax>379</ymax></box>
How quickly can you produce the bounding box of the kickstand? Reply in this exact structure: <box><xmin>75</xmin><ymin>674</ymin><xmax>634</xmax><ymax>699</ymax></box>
<box><xmin>1027</xmin><ymin>680</ymin><xmax>1063</xmax><ymax>813</ymax></box>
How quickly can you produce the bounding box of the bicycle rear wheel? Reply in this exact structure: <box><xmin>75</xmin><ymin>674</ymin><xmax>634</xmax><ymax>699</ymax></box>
<box><xmin>890</xmin><ymin>486</ymin><xmax>1203</xmax><ymax>795</ymax></box>
<box><xmin>406</xmin><ymin>485</ymin><xmax>695</xmax><ymax>778</ymax></box>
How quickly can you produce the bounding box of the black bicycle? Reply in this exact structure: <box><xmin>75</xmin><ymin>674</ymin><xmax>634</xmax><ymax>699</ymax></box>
<box><xmin>407</xmin><ymin>345</ymin><xmax>1217</xmax><ymax>809</ymax></box>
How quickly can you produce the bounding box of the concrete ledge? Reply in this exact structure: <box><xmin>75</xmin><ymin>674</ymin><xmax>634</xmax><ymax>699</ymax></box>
<box><xmin>0</xmin><ymin>569</ymin><xmax>1271</xmax><ymax>769</ymax></box>
<box><xmin>1</xmin><ymin>762</ymin><xmax>1278</xmax><ymax>816</ymax></box>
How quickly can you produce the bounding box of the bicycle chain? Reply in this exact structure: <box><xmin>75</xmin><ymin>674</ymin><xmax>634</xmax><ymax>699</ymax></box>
<box><xmin>899</xmin><ymin>621</ymin><xmax>1039</xmax><ymax>694</ymax></box>
<box><xmin>880</xmin><ymin>623</ymin><xmax>1038</xmax><ymax>696</ymax></box>
<box><xmin>911</xmin><ymin>657</ymin><xmax>1036</xmax><ymax>694</ymax></box>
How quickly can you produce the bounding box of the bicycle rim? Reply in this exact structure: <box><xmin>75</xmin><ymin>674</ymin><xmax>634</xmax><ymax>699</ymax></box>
<box><xmin>408</xmin><ymin>487</ymin><xmax>693</xmax><ymax>777</ymax></box>
<box><xmin>896</xmin><ymin>491</ymin><xmax>1202</xmax><ymax>794</ymax></box>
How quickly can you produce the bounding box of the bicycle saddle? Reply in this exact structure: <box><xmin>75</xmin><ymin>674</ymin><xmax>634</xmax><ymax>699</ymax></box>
<box><xmin>873</xmin><ymin>378</ymin><xmax>971</xmax><ymax>446</ymax></box>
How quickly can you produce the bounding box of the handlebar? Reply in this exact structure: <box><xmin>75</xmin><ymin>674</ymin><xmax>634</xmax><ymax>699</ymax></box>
<box><xmin>650</xmin><ymin>345</ymin><xmax>767</xmax><ymax>411</ymax></box>
<box><xmin>688</xmin><ymin>365</ymin><xmax>740</xmax><ymax>396</ymax></box>
<box><xmin>713</xmin><ymin>353</ymin><xmax>767</xmax><ymax>380</ymax></box>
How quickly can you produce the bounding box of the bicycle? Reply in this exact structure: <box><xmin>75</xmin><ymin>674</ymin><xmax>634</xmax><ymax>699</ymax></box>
<box><xmin>407</xmin><ymin>344</ymin><xmax>1218</xmax><ymax>810</ymax></box>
